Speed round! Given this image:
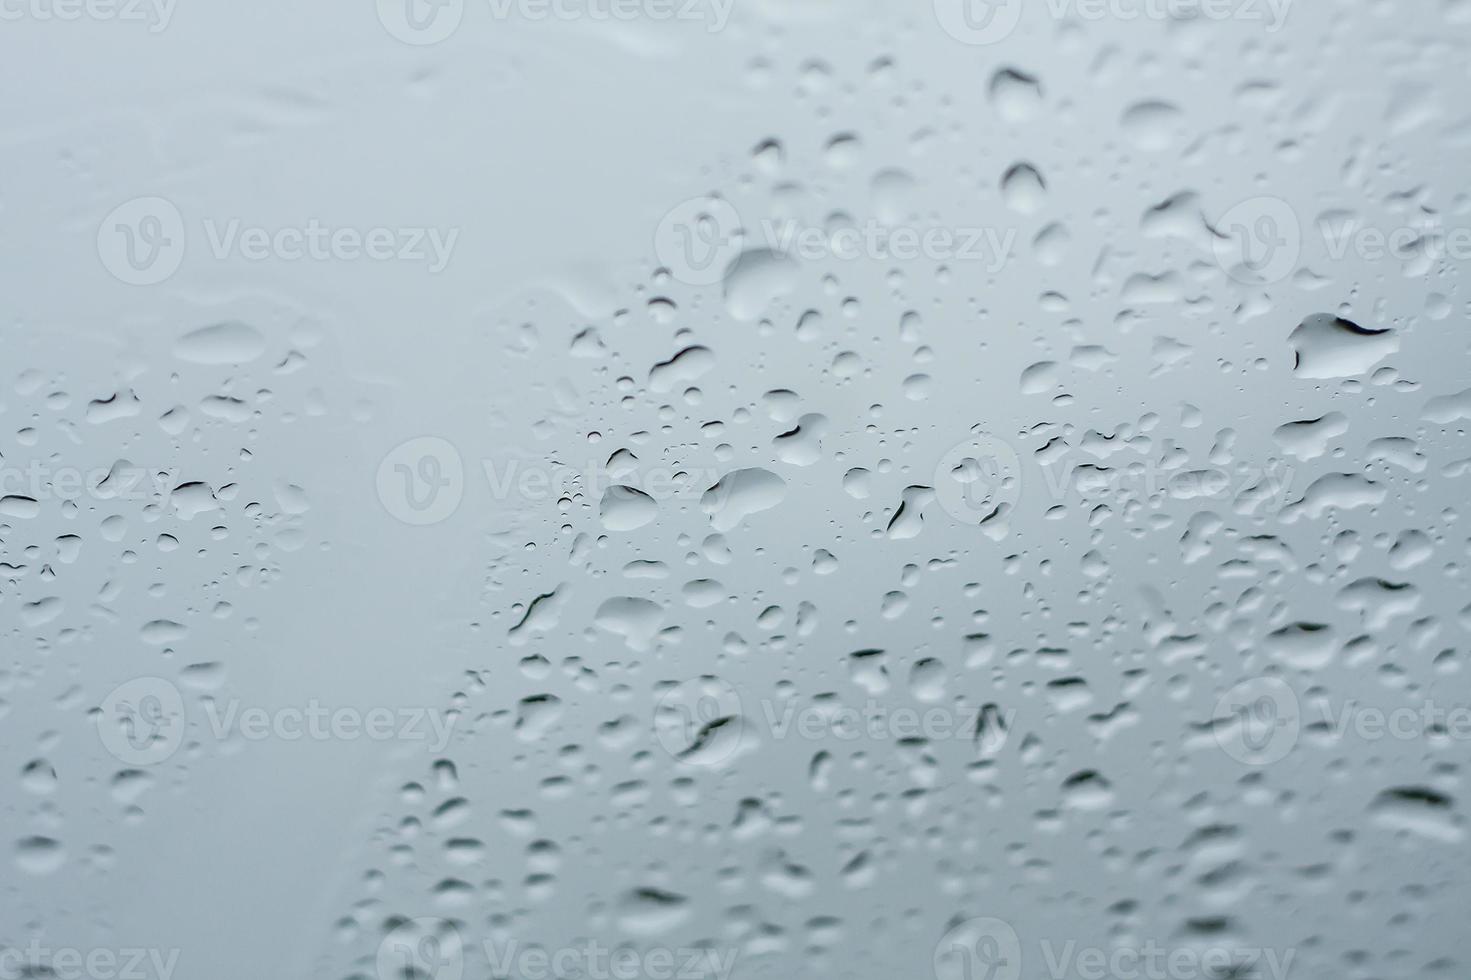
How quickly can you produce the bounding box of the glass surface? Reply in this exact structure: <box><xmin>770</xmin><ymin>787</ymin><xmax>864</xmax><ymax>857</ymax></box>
<box><xmin>2</xmin><ymin>3</ymin><xmax>1469</xmax><ymax>979</ymax></box>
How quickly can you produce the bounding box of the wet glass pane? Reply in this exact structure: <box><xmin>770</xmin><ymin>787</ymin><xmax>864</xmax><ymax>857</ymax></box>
<box><xmin>3</xmin><ymin>3</ymin><xmax>1469</xmax><ymax>979</ymax></box>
